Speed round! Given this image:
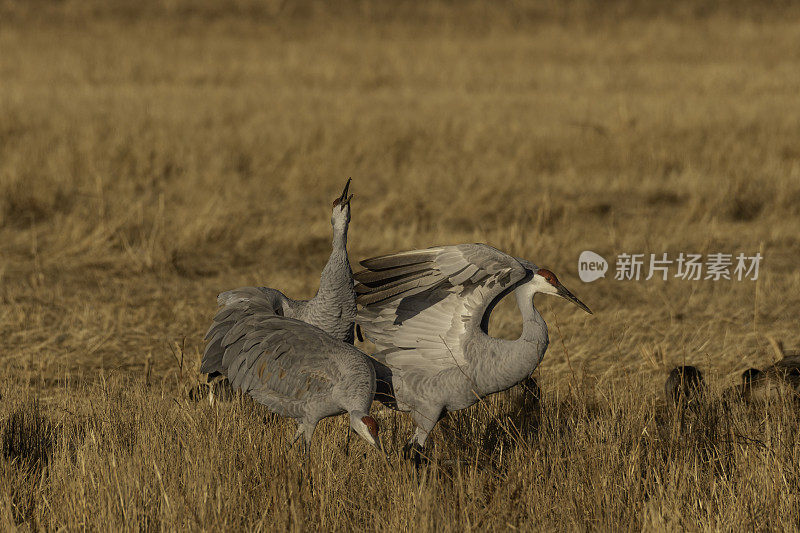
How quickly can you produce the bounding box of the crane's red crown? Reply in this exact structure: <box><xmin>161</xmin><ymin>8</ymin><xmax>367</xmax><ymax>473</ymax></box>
<box><xmin>536</xmin><ymin>268</ymin><xmax>559</xmax><ymax>286</ymax></box>
<box><xmin>361</xmin><ymin>416</ymin><xmax>379</xmax><ymax>438</ymax></box>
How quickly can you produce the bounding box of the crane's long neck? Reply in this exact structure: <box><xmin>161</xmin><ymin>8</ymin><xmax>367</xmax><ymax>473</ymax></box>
<box><xmin>471</xmin><ymin>283</ymin><xmax>549</xmax><ymax>397</ymax></box>
<box><xmin>331</xmin><ymin>221</ymin><xmax>347</xmax><ymax>251</ymax></box>
<box><xmin>316</xmin><ymin>221</ymin><xmax>351</xmax><ymax>299</ymax></box>
<box><xmin>514</xmin><ymin>284</ymin><xmax>548</xmax><ymax>346</ymax></box>
<box><xmin>303</xmin><ymin>220</ymin><xmax>356</xmax><ymax>343</ymax></box>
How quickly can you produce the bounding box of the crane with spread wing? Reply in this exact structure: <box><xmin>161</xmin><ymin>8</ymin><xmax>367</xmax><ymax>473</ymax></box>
<box><xmin>355</xmin><ymin>243</ymin><xmax>591</xmax><ymax>463</ymax></box>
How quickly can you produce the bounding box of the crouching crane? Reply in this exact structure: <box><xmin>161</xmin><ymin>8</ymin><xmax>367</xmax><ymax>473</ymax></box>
<box><xmin>205</xmin><ymin>314</ymin><xmax>382</xmax><ymax>461</ymax></box>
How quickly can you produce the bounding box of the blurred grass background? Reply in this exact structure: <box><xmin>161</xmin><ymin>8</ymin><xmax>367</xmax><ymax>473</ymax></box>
<box><xmin>1</xmin><ymin>0</ymin><xmax>799</xmax><ymax>529</ymax></box>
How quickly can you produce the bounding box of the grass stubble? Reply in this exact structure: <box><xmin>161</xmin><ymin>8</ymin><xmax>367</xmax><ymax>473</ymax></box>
<box><xmin>1</xmin><ymin>1</ymin><xmax>800</xmax><ymax>530</ymax></box>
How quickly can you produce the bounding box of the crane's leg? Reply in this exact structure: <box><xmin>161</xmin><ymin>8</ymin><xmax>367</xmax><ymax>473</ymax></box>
<box><xmin>206</xmin><ymin>373</ymin><xmax>225</xmax><ymax>406</ymax></box>
<box><xmin>289</xmin><ymin>426</ymin><xmax>303</xmax><ymax>452</ymax></box>
<box><xmin>403</xmin><ymin>406</ymin><xmax>444</xmax><ymax>468</ymax></box>
<box><xmin>296</xmin><ymin>422</ymin><xmax>316</xmax><ymax>492</ymax></box>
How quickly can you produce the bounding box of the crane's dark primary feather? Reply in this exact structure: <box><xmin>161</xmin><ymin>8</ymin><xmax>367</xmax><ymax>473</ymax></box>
<box><xmin>359</xmin><ymin>250</ymin><xmax>439</xmax><ymax>271</ymax></box>
<box><xmin>353</xmin><ymin>261</ymin><xmax>435</xmax><ymax>284</ymax></box>
<box><xmin>356</xmin><ymin>274</ymin><xmax>445</xmax><ymax>306</ymax></box>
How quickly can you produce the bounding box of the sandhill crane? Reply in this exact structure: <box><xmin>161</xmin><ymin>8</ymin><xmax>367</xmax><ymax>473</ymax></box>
<box><xmin>206</xmin><ymin>314</ymin><xmax>382</xmax><ymax>462</ymax></box>
<box><xmin>664</xmin><ymin>365</ymin><xmax>705</xmax><ymax>407</ymax></box>
<box><xmin>354</xmin><ymin>243</ymin><xmax>591</xmax><ymax>462</ymax></box>
<box><xmin>202</xmin><ymin>178</ymin><xmax>357</xmax><ymax>396</ymax></box>
<box><xmin>739</xmin><ymin>356</ymin><xmax>800</xmax><ymax>401</ymax></box>
<box><xmin>721</xmin><ymin>340</ymin><xmax>800</xmax><ymax>402</ymax></box>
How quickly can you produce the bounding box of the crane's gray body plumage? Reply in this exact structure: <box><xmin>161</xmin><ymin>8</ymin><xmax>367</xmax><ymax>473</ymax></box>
<box><xmin>355</xmin><ymin>243</ymin><xmax>550</xmax><ymax>448</ymax></box>
<box><xmin>207</xmin><ymin>314</ymin><xmax>376</xmax><ymax>445</ymax></box>
<box><xmin>201</xmin><ymin>181</ymin><xmax>356</xmax><ymax>382</ymax></box>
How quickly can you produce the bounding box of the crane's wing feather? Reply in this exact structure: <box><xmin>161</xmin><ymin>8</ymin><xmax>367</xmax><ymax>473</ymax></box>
<box><xmin>355</xmin><ymin>244</ymin><xmax>529</xmax><ymax>372</ymax></box>
<box><xmin>213</xmin><ymin>315</ymin><xmax>349</xmax><ymax>416</ymax></box>
<box><xmin>201</xmin><ymin>287</ymin><xmax>290</xmax><ymax>376</ymax></box>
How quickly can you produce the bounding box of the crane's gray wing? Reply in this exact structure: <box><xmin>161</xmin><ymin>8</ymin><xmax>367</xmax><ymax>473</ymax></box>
<box><xmin>201</xmin><ymin>287</ymin><xmax>291</xmax><ymax>377</ymax></box>
<box><xmin>355</xmin><ymin>244</ymin><xmax>529</xmax><ymax>372</ymax></box>
<box><xmin>215</xmin><ymin>315</ymin><xmax>346</xmax><ymax>417</ymax></box>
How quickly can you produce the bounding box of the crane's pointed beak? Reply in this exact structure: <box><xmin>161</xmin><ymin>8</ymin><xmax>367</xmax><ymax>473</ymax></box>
<box><xmin>337</xmin><ymin>178</ymin><xmax>352</xmax><ymax>205</ymax></box>
<box><xmin>556</xmin><ymin>284</ymin><xmax>592</xmax><ymax>314</ymax></box>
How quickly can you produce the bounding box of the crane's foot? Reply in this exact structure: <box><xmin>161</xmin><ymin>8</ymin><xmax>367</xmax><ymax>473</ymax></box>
<box><xmin>402</xmin><ymin>442</ymin><xmax>427</xmax><ymax>468</ymax></box>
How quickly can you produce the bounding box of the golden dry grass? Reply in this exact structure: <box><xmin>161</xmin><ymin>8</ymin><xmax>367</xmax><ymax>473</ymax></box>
<box><xmin>1</xmin><ymin>1</ymin><xmax>800</xmax><ymax>530</ymax></box>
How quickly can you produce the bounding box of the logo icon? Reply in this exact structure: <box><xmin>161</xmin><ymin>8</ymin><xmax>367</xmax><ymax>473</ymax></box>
<box><xmin>578</xmin><ymin>251</ymin><xmax>608</xmax><ymax>282</ymax></box>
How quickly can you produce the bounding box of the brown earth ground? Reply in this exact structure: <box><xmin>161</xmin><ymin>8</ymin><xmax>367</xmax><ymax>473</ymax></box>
<box><xmin>1</xmin><ymin>1</ymin><xmax>799</xmax><ymax>530</ymax></box>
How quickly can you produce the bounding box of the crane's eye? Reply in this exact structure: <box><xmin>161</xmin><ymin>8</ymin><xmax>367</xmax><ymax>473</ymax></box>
<box><xmin>361</xmin><ymin>416</ymin><xmax>379</xmax><ymax>437</ymax></box>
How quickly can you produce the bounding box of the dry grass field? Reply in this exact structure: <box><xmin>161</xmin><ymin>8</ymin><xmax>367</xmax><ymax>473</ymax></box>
<box><xmin>1</xmin><ymin>0</ymin><xmax>800</xmax><ymax>530</ymax></box>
